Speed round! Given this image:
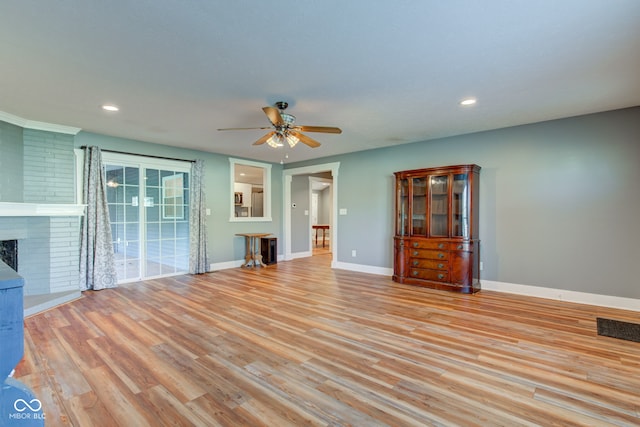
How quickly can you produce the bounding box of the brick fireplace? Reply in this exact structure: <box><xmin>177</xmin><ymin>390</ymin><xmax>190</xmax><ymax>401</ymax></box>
<box><xmin>1</xmin><ymin>112</ymin><xmax>84</xmax><ymax>310</ymax></box>
<box><xmin>0</xmin><ymin>203</ymin><xmax>84</xmax><ymax>296</ymax></box>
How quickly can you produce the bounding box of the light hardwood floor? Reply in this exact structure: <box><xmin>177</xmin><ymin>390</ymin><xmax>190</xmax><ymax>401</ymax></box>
<box><xmin>15</xmin><ymin>253</ymin><xmax>640</xmax><ymax>426</ymax></box>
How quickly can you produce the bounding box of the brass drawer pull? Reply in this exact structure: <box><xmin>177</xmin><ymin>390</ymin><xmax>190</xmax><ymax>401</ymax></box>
<box><xmin>413</xmin><ymin>251</ymin><xmax>419</xmax><ymax>256</ymax></box>
<box><xmin>412</xmin><ymin>260</ymin><xmax>419</xmax><ymax>266</ymax></box>
<box><xmin>457</xmin><ymin>244</ymin><xmax>463</xmax><ymax>250</ymax></box>
<box><xmin>438</xmin><ymin>263</ymin><xmax>444</xmax><ymax>269</ymax></box>
<box><xmin>413</xmin><ymin>242</ymin><xmax>419</xmax><ymax>248</ymax></box>
<box><xmin>438</xmin><ymin>253</ymin><xmax>445</xmax><ymax>259</ymax></box>
<box><xmin>438</xmin><ymin>243</ymin><xmax>444</xmax><ymax>249</ymax></box>
<box><xmin>412</xmin><ymin>270</ymin><xmax>418</xmax><ymax>276</ymax></box>
<box><xmin>438</xmin><ymin>273</ymin><xmax>445</xmax><ymax>279</ymax></box>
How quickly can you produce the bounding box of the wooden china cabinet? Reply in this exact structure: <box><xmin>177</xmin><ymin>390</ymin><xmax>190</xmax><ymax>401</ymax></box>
<box><xmin>393</xmin><ymin>164</ymin><xmax>481</xmax><ymax>293</ymax></box>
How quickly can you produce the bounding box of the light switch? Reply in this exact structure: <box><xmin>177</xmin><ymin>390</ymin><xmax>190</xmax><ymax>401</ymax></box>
<box><xmin>339</xmin><ymin>208</ymin><xmax>347</xmax><ymax>215</ymax></box>
<box><xmin>206</xmin><ymin>208</ymin><xmax>211</xmax><ymax>216</ymax></box>
<box><xmin>304</xmin><ymin>210</ymin><xmax>309</xmax><ymax>216</ymax></box>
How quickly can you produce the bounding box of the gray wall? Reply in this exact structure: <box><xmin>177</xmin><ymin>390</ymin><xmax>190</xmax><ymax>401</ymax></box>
<box><xmin>316</xmin><ymin>187</ymin><xmax>331</xmax><ymax>225</ymax></box>
<box><xmin>291</xmin><ymin>175</ymin><xmax>310</xmax><ymax>252</ymax></box>
<box><xmin>74</xmin><ymin>132</ymin><xmax>284</xmax><ymax>263</ymax></box>
<box><xmin>287</xmin><ymin>107</ymin><xmax>640</xmax><ymax>299</ymax></box>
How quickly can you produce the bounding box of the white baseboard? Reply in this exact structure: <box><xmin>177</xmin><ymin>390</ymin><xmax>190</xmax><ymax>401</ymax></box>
<box><xmin>333</xmin><ymin>261</ymin><xmax>394</xmax><ymax>276</ymax></box>
<box><xmin>209</xmin><ymin>260</ymin><xmax>245</xmax><ymax>271</ymax></box>
<box><xmin>290</xmin><ymin>251</ymin><xmax>312</xmax><ymax>259</ymax></box>
<box><xmin>328</xmin><ymin>264</ymin><xmax>640</xmax><ymax>312</ymax></box>
<box><xmin>481</xmin><ymin>280</ymin><xmax>640</xmax><ymax>312</ymax></box>
<box><xmin>209</xmin><ymin>258</ymin><xmax>639</xmax><ymax>312</ymax></box>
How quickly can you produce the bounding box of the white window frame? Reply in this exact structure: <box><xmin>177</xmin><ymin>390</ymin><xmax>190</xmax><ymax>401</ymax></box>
<box><xmin>229</xmin><ymin>158</ymin><xmax>272</xmax><ymax>222</ymax></box>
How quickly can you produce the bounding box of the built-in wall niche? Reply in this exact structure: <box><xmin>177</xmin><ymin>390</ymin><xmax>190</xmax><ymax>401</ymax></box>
<box><xmin>229</xmin><ymin>158</ymin><xmax>271</xmax><ymax>222</ymax></box>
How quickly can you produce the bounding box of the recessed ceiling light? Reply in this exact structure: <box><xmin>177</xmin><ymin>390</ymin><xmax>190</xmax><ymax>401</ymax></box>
<box><xmin>460</xmin><ymin>98</ymin><xmax>477</xmax><ymax>106</ymax></box>
<box><xmin>102</xmin><ymin>104</ymin><xmax>119</xmax><ymax>112</ymax></box>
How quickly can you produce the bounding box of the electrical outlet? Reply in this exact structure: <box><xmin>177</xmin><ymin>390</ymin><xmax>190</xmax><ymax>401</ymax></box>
<box><xmin>351</xmin><ymin>250</ymin><xmax>356</xmax><ymax>257</ymax></box>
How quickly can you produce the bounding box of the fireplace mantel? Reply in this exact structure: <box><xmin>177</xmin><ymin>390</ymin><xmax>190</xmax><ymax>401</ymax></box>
<box><xmin>0</xmin><ymin>202</ymin><xmax>85</xmax><ymax>217</ymax></box>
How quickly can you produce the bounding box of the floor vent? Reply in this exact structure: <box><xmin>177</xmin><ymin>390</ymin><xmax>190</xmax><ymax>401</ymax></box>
<box><xmin>596</xmin><ymin>318</ymin><xmax>640</xmax><ymax>343</ymax></box>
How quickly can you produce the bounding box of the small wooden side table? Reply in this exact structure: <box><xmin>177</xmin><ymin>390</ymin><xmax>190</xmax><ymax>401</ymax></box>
<box><xmin>236</xmin><ymin>233</ymin><xmax>272</xmax><ymax>267</ymax></box>
<box><xmin>312</xmin><ymin>224</ymin><xmax>330</xmax><ymax>248</ymax></box>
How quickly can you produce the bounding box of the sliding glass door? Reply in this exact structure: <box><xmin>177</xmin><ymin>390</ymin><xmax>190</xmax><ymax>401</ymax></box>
<box><xmin>105</xmin><ymin>165</ymin><xmax>141</xmax><ymax>281</ymax></box>
<box><xmin>144</xmin><ymin>168</ymin><xmax>189</xmax><ymax>277</ymax></box>
<box><xmin>104</xmin><ymin>154</ymin><xmax>190</xmax><ymax>283</ymax></box>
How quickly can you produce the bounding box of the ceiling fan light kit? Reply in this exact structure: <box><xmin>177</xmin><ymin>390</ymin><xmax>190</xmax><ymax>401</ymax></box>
<box><xmin>266</xmin><ymin>132</ymin><xmax>299</xmax><ymax>148</ymax></box>
<box><xmin>218</xmin><ymin>101</ymin><xmax>342</xmax><ymax>149</ymax></box>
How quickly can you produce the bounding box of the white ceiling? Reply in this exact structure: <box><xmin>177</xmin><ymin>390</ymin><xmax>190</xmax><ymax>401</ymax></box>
<box><xmin>1</xmin><ymin>1</ymin><xmax>639</xmax><ymax>165</ymax></box>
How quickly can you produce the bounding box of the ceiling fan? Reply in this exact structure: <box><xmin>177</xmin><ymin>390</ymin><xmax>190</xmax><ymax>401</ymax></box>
<box><xmin>217</xmin><ymin>101</ymin><xmax>342</xmax><ymax>148</ymax></box>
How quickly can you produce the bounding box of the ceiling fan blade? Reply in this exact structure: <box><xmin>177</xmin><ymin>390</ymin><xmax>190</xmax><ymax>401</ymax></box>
<box><xmin>217</xmin><ymin>126</ymin><xmax>272</xmax><ymax>131</ymax></box>
<box><xmin>297</xmin><ymin>125</ymin><xmax>342</xmax><ymax>134</ymax></box>
<box><xmin>253</xmin><ymin>131</ymin><xmax>275</xmax><ymax>146</ymax></box>
<box><xmin>292</xmin><ymin>131</ymin><xmax>321</xmax><ymax>148</ymax></box>
<box><xmin>263</xmin><ymin>106</ymin><xmax>284</xmax><ymax>127</ymax></box>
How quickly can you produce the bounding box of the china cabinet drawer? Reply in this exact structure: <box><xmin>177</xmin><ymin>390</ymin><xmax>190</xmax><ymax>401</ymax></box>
<box><xmin>450</xmin><ymin>242</ymin><xmax>473</xmax><ymax>251</ymax></box>
<box><xmin>408</xmin><ymin>268</ymin><xmax>449</xmax><ymax>282</ymax></box>
<box><xmin>409</xmin><ymin>249</ymin><xmax>449</xmax><ymax>260</ymax></box>
<box><xmin>410</xmin><ymin>240</ymin><xmax>448</xmax><ymax>250</ymax></box>
<box><xmin>409</xmin><ymin>240</ymin><xmax>473</xmax><ymax>252</ymax></box>
<box><xmin>409</xmin><ymin>259</ymin><xmax>448</xmax><ymax>270</ymax></box>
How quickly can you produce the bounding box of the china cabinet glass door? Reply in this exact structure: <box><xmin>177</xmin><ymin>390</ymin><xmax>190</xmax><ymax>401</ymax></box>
<box><xmin>429</xmin><ymin>175</ymin><xmax>448</xmax><ymax>236</ymax></box>
<box><xmin>397</xmin><ymin>178</ymin><xmax>409</xmax><ymax>236</ymax></box>
<box><xmin>412</xmin><ymin>177</ymin><xmax>427</xmax><ymax>235</ymax></box>
<box><xmin>452</xmin><ymin>173</ymin><xmax>469</xmax><ymax>238</ymax></box>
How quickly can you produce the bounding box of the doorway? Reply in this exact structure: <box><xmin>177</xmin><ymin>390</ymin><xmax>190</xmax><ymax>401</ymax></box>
<box><xmin>103</xmin><ymin>153</ymin><xmax>191</xmax><ymax>283</ymax></box>
<box><xmin>310</xmin><ymin>176</ymin><xmax>332</xmax><ymax>255</ymax></box>
<box><xmin>283</xmin><ymin>162</ymin><xmax>340</xmax><ymax>266</ymax></box>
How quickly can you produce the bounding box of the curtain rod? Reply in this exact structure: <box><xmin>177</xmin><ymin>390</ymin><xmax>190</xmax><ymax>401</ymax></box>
<box><xmin>80</xmin><ymin>146</ymin><xmax>196</xmax><ymax>163</ymax></box>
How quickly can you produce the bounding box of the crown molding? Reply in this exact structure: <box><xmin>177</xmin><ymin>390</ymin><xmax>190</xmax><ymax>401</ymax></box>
<box><xmin>0</xmin><ymin>110</ymin><xmax>81</xmax><ymax>135</ymax></box>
